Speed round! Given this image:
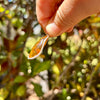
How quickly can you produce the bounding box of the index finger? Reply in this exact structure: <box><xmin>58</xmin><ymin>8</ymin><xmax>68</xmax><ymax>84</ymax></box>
<box><xmin>36</xmin><ymin>0</ymin><xmax>58</xmax><ymax>27</ymax></box>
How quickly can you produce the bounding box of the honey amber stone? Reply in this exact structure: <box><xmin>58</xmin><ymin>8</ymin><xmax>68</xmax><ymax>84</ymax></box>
<box><xmin>28</xmin><ymin>35</ymin><xmax>49</xmax><ymax>59</ymax></box>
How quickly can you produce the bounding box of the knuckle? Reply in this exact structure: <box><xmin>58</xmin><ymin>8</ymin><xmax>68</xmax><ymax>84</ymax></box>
<box><xmin>55</xmin><ymin>8</ymin><xmax>74</xmax><ymax>28</ymax></box>
<box><xmin>55</xmin><ymin>9</ymin><xmax>66</xmax><ymax>26</ymax></box>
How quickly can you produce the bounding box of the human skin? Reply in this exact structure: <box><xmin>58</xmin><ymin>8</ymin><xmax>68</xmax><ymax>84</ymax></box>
<box><xmin>36</xmin><ymin>0</ymin><xmax>100</xmax><ymax>37</ymax></box>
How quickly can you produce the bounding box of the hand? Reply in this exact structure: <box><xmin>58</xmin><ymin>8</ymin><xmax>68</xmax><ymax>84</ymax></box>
<box><xmin>36</xmin><ymin>0</ymin><xmax>100</xmax><ymax>37</ymax></box>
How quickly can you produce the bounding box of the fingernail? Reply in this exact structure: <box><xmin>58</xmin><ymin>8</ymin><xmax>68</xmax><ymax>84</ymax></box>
<box><xmin>46</xmin><ymin>23</ymin><xmax>60</xmax><ymax>37</ymax></box>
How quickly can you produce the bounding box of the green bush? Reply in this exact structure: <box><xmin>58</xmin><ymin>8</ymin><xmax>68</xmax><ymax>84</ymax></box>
<box><xmin>0</xmin><ymin>0</ymin><xmax>100</xmax><ymax>100</ymax></box>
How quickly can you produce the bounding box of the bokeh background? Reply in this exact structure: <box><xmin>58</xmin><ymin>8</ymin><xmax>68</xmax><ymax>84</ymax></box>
<box><xmin>0</xmin><ymin>0</ymin><xmax>100</xmax><ymax>100</ymax></box>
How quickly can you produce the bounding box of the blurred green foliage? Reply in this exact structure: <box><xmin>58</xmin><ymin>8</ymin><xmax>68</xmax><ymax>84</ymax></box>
<box><xmin>0</xmin><ymin>0</ymin><xmax>100</xmax><ymax>100</ymax></box>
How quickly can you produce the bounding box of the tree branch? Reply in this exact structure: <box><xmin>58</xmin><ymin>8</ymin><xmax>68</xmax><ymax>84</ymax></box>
<box><xmin>58</xmin><ymin>38</ymin><xmax>83</xmax><ymax>83</ymax></box>
<box><xmin>81</xmin><ymin>62</ymin><xmax>100</xmax><ymax>100</ymax></box>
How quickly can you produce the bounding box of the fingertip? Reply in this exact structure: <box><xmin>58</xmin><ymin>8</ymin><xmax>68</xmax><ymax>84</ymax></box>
<box><xmin>46</xmin><ymin>23</ymin><xmax>62</xmax><ymax>37</ymax></box>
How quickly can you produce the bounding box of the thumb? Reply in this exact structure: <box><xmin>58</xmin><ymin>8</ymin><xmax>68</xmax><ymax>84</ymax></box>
<box><xmin>46</xmin><ymin>0</ymin><xmax>84</xmax><ymax>37</ymax></box>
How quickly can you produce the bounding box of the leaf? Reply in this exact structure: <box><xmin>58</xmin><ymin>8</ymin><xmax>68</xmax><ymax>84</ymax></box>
<box><xmin>16</xmin><ymin>85</ymin><xmax>26</xmax><ymax>97</ymax></box>
<box><xmin>0</xmin><ymin>6</ymin><xmax>5</xmax><ymax>12</ymax></box>
<box><xmin>20</xmin><ymin>56</ymin><xmax>30</xmax><ymax>75</ymax></box>
<box><xmin>0</xmin><ymin>88</ymin><xmax>9</xmax><ymax>99</ymax></box>
<box><xmin>55</xmin><ymin>56</ymin><xmax>64</xmax><ymax>72</ymax></box>
<box><xmin>62</xmin><ymin>88</ymin><xmax>67</xmax><ymax>98</ymax></box>
<box><xmin>30</xmin><ymin>60</ymin><xmax>51</xmax><ymax>76</ymax></box>
<box><xmin>52</xmin><ymin>64</ymin><xmax>60</xmax><ymax>75</ymax></box>
<box><xmin>86</xmin><ymin>97</ymin><xmax>93</xmax><ymax>100</ymax></box>
<box><xmin>14</xmin><ymin>76</ymin><xmax>26</xmax><ymax>83</ymax></box>
<box><xmin>12</xmin><ymin>18</ymin><xmax>23</xmax><ymax>28</ymax></box>
<box><xmin>0</xmin><ymin>51</ymin><xmax>7</xmax><ymax>63</ymax></box>
<box><xmin>0</xmin><ymin>97</ymin><xmax>4</xmax><ymax>100</ymax></box>
<box><xmin>32</xmin><ymin>82</ymin><xmax>44</xmax><ymax>97</ymax></box>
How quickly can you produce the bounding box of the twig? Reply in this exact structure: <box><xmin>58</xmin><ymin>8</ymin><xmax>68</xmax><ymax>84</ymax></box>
<box><xmin>17</xmin><ymin>0</ymin><xmax>36</xmax><ymax>65</ymax></box>
<box><xmin>0</xmin><ymin>1</ymin><xmax>20</xmax><ymax>17</ymax></box>
<box><xmin>98</xmin><ymin>40</ymin><xmax>100</xmax><ymax>60</ymax></box>
<box><xmin>0</xmin><ymin>4</ymin><xmax>13</xmax><ymax>17</ymax></box>
<box><xmin>42</xmin><ymin>89</ymin><xmax>54</xmax><ymax>100</ymax></box>
<box><xmin>43</xmin><ymin>89</ymin><xmax>66</xmax><ymax>100</ymax></box>
<box><xmin>81</xmin><ymin>62</ymin><xmax>100</xmax><ymax>100</ymax></box>
<box><xmin>58</xmin><ymin>38</ymin><xmax>83</xmax><ymax>83</ymax></box>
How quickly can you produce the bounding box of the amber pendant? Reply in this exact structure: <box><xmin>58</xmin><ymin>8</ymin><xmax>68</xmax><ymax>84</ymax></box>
<box><xmin>28</xmin><ymin>35</ymin><xmax>49</xmax><ymax>59</ymax></box>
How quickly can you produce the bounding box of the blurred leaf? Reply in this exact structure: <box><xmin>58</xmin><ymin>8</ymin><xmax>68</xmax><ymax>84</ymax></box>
<box><xmin>60</xmin><ymin>33</ymin><xmax>67</xmax><ymax>41</ymax></box>
<box><xmin>88</xmin><ymin>16</ymin><xmax>100</xmax><ymax>23</ymax></box>
<box><xmin>52</xmin><ymin>64</ymin><xmax>60</xmax><ymax>75</ymax></box>
<box><xmin>20</xmin><ymin>56</ymin><xmax>29</xmax><ymax>74</ymax></box>
<box><xmin>16</xmin><ymin>34</ymin><xmax>27</xmax><ymax>47</ymax></box>
<box><xmin>14</xmin><ymin>76</ymin><xmax>27</xmax><ymax>83</ymax></box>
<box><xmin>30</xmin><ymin>60</ymin><xmax>51</xmax><ymax>76</ymax></box>
<box><xmin>0</xmin><ymin>1</ymin><xmax>100</xmax><ymax>100</ymax></box>
<box><xmin>16</xmin><ymin>85</ymin><xmax>26</xmax><ymax>97</ymax></box>
<box><xmin>66</xmin><ymin>96</ymin><xmax>71</xmax><ymax>100</ymax></box>
<box><xmin>5</xmin><ymin>10</ymin><xmax>9</xmax><ymax>14</ymax></box>
<box><xmin>56</xmin><ymin>56</ymin><xmax>64</xmax><ymax>72</ymax></box>
<box><xmin>0</xmin><ymin>52</ymin><xmax>7</xmax><ymax>64</ymax></box>
<box><xmin>86</xmin><ymin>97</ymin><xmax>93</xmax><ymax>100</ymax></box>
<box><xmin>0</xmin><ymin>88</ymin><xmax>9</xmax><ymax>99</ymax></box>
<box><xmin>76</xmin><ymin>84</ymin><xmax>82</xmax><ymax>92</ymax></box>
<box><xmin>32</xmin><ymin>82</ymin><xmax>44</xmax><ymax>97</ymax></box>
<box><xmin>11</xmin><ymin>18</ymin><xmax>23</xmax><ymax>28</ymax></box>
<box><xmin>0</xmin><ymin>97</ymin><xmax>4</xmax><ymax>100</ymax></box>
<box><xmin>62</xmin><ymin>88</ymin><xmax>67</xmax><ymax>98</ymax></box>
<box><xmin>0</xmin><ymin>6</ymin><xmax>5</xmax><ymax>12</ymax></box>
<box><xmin>91</xmin><ymin>58</ymin><xmax>98</xmax><ymax>66</ymax></box>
